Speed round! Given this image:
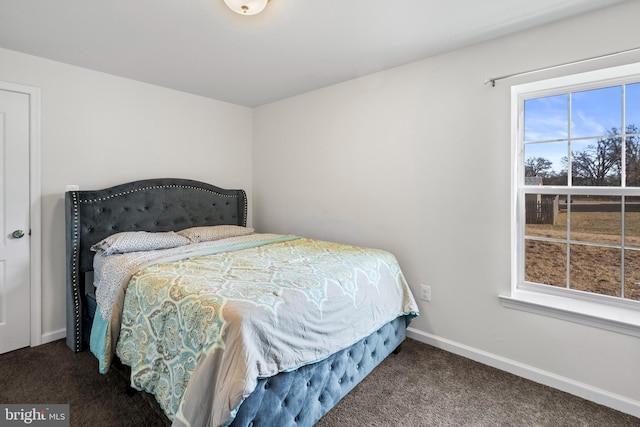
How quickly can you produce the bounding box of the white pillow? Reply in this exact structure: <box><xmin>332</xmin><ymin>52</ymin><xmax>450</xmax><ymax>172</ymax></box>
<box><xmin>177</xmin><ymin>225</ymin><xmax>254</xmax><ymax>243</ymax></box>
<box><xmin>90</xmin><ymin>231</ymin><xmax>190</xmax><ymax>255</ymax></box>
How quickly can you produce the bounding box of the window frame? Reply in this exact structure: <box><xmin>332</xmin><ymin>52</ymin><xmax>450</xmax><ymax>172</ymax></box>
<box><xmin>502</xmin><ymin>62</ymin><xmax>640</xmax><ymax>337</ymax></box>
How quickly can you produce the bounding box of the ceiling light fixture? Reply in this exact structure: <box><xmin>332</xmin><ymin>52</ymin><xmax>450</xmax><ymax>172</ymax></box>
<box><xmin>224</xmin><ymin>0</ymin><xmax>270</xmax><ymax>15</ymax></box>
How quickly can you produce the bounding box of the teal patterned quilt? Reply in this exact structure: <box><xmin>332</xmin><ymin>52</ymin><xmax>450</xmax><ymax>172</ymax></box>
<box><xmin>90</xmin><ymin>234</ymin><xmax>418</xmax><ymax>427</ymax></box>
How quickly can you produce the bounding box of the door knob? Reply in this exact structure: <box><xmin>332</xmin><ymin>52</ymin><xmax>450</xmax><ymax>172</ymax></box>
<box><xmin>12</xmin><ymin>230</ymin><xmax>25</xmax><ymax>239</ymax></box>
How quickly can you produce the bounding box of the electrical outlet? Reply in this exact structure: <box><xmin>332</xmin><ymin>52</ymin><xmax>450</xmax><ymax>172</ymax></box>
<box><xmin>420</xmin><ymin>284</ymin><xmax>431</xmax><ymax>302</ymax></box>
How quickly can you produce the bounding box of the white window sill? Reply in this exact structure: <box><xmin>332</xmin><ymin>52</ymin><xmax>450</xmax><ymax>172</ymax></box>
<box><xmin>499</xmin><ymin>289</ymin><xmax>640</xmax><ymax>338</ymax></box>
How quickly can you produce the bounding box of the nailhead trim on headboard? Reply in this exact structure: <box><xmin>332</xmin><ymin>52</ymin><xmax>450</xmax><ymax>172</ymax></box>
<box><xmin>79</xmin><ymin>184</ymin><xmax>239</xmax><ymax>203</ymax></box>
<box><xmin>70</xmin><ymin>191</ymin><xmax>81</xmax><ymax>351</ymax></box>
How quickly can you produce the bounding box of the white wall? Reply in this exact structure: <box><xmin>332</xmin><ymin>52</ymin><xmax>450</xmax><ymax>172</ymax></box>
<box><xmin>253</xmin><ymin>0</ymin><xmax>640</xmax><ymax>416</ymax></box>
<box><xmin>0</xmin><ymin>47</ymin><xmax>253</xmax><ymax>341</ymax></box>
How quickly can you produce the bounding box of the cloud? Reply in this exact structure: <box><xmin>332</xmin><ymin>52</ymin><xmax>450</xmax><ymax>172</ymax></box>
<box><xmin>524</xmin><ymin>95</ymin><xmax>568</xmax><ymax>141</ymax></box>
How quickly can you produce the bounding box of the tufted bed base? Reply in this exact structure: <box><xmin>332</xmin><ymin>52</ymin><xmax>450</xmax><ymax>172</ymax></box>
<box><xmin>231</xmin><ymin>316</ymin><xmax>406</xmax><ymax>426</ymax></box>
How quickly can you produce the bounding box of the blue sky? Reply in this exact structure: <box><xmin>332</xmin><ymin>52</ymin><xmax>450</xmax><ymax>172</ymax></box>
<box><xmin>524</xmin><ymin>82</ymin><xmax>640</xmax><ymax>175</ymax></box>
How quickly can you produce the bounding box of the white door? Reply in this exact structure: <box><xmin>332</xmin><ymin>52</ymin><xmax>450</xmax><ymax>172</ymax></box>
<box><xmin>0</xmin><ymin>89</ymin><xmax>31</xmax><ymax>354</ymax></box>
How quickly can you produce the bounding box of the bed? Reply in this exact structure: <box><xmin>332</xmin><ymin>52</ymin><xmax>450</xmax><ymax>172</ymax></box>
<box><xmin>65</xmin><ymin>178</ymin><xmax>418</xmax><ymax>427</ymax></box>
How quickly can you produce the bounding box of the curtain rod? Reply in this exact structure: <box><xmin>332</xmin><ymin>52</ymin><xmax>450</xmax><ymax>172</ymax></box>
<box><xmin>484</xmin><ymin>46</ymin><xmax>640</xmax><ymax>87</ymax></box>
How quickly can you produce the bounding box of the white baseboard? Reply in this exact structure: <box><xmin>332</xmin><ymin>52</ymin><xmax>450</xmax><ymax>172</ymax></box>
<box><xmin>406</xmin><ymin>327</ymin><xmax>640</xmax><ymax>419</ymax></box>
<box><xmin>40</xmin><ymin>328</ymin><xmax>66</xmax><ymax>345</ymax></box>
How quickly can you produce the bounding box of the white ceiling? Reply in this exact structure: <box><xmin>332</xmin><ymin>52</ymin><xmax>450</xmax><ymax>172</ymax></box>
<box><xmin>0</xmin><ymin>0</ymin><xmax>628</xmax><ymax>107</ymax></box>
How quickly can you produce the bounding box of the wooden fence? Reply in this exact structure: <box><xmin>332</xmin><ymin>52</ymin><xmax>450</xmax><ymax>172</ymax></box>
<box><xmin>526</xmin><ymin>196</ymin><xmax>559</xmax><ymax>224</ymax></box>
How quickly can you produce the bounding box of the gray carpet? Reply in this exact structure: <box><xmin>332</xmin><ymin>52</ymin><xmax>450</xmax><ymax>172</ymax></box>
<box><xmin>316</xmin><ymin>339</ymin><xmax>640</xmax><ymax>427</ymax></box>
<box><xmin>1</xmin><ymin>338</ymin><xmax>638</xmax><ymax>426</ymax></box>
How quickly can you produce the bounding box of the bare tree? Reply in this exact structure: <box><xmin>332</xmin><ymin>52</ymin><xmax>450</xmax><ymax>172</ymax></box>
<box><xmin>525</xmin><ymin>157</ymin><xmax>553</xmax><ymax>177</ymax></box>
<box><xmin>571</xmin><ymin>129</ymin><xmax>621</xmax><ymax>186</ymax></box>
<box><xmin>625</xmin><ymin>125</ymin><xmax>640</xmax><ymax>186</ymax></box>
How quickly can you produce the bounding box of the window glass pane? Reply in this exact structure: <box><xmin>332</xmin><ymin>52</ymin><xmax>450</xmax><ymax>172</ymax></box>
<box><xmin>571</xmin><ymin>86</ymin><xmax>622</xmax><ymax>138</ymax></box>
<box><xmin>626</xmin><ymin>82</ymin><xmax>640</xmax><ymax>131</ymax></box>
<box><xmin>570</xmin><ymin>195</ymin><xmax>621</xmax><ymax>245</ymax></box>
<box><xmin>624</xmin><ymin>249</ymin><xmax>640</xmax><ymax>301</ymax></box>
<box><xmin>524</xmin><ymin>94</ymin><xmax>568</xmax><ymax>142</ymax></box>
<box><xmin>571</xmin><ymin>138</ymin><xmax>621</xmax><ymax>186</ymax></box>
<box><xmin>524</xmin><ymin>240</ymin><xmax>566</xmax><ymax>287</ymax></box>
<box><xmin>525</xmin><ymin>194</ymin><xmax>566</xmax><ymax>239</ymax></box>
<box><xmin>569</xmin><ymin>244</ymin><xmax>621</xmax><ymax>297</ymax></box>
<box><xmin>626</xmin><ymin>135</ymin><xmax>640</xmax><ymax>187</ymax></box>
<box><xmin>625</xmin><ymin>196</ymin><xmax>640</xmax><ymax>248</ymax></box>
<box><xmin>524</xmin><ymin>142</ymin><xmax>568</xmax><ymax>185</ymax></box>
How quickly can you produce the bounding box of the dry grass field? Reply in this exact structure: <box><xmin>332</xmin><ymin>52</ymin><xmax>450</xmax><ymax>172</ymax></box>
<box><xmin>525</xmin><ymin>209</ymin><xmax>640</xmax><ymax>301</ymax></box>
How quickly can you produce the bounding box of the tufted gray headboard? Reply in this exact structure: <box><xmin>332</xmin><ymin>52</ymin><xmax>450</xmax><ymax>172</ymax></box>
<box><xmin>65</xmin><ymin>178</ymin><xmax>247</xmax><ymax>352</ymax></box>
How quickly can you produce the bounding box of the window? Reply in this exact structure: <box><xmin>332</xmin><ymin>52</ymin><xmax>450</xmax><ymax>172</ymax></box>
<box><xmin>502</xmin><ymin>63</ymin><xmax>640</xmax><ymax>337</ymax></box>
